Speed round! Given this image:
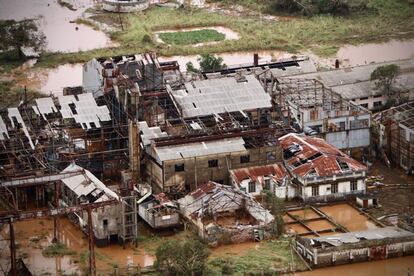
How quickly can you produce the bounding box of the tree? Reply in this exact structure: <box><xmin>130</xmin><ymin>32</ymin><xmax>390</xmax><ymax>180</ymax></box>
<box><xmin>154</xmin><ymin>239</ymin><xmax>210</xmax><ymax>276</ymax></box>
<box><xmin>0</xmin><ymin>19</ymin><xmax>46</xmax><ymax>59</ymax></box>
<box><xmin>185</xmin><ymin>54</ymin><xmax>227</xmax><ymax>74</ymax></box>
<box><xmin>370</xmin><ymin>64</ymin><xmax>401</xmax><ymax>102</ymax></box>
<box><xmin>198</xmin><ymin>53</ymin><xmax>227</xmax><ymax>72</ymax></box>
<box><xmin>263</xmin><ymin>191</ymin><xmax>285</xmax><ymax>236</ymax></box>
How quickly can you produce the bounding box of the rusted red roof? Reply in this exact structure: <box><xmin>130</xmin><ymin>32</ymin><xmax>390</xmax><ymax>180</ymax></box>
<box><xmin>153</xmin><ymin>193</ymin><xmax>171</xmax><ymax>204</ymax></box>
<box><xmin>190</xmin><ymin>181</ymin><xmax>217</xmax><ymax>199</ymax></box>
<box><xmin>230</xmin><ymin>163</ymin><xmax>288</xmax><ymax>184</ymax></box>
<box><xmin>279</xmin><ymin>133</ymin><xmax>366</xmax><ymax>178</ymax></box>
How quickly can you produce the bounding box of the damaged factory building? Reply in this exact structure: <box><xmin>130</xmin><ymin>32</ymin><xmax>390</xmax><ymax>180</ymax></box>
<box><xmin>178</xmin><ymin>182</ymin><xmax>274</xmax><ymax>245</ymax></box>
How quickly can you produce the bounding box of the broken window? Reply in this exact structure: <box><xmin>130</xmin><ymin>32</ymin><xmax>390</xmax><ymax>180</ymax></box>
<box><xmin>264</xmin><ymin>179</ymin><xmax>271</xmax><ymax>190</ymax></box>
<box><xmin>175</xmin><ymin>163</ymin><xmax>185</xmax><ymax>172</ymax></box>
<box><xmin>248</xmin><ymin>181</ymin><xmax>256</xmax><ymax>193</ymax></box>
<box><xmin>312</xmin><ymin>186</ymin><xmax>319</xmax><ymax>196</ymax></box>
<box><xmin>240</xmin><ymin>155</ymin><xmax>250</xmax><ymax>164</ymax></box>
<box><xmin>331</xmin><ymin>183</ymin><xmax>338</xmax><ymax>193</ymax></box>
<box><xmin>208</xmin><ymin>159</ymin><xmax>218</xmax><ymax>168</ymax></box>
<box><xmin>350</xmin><ymin>180</ymin><xmax>358</xmax><ymax>191</ymax></box>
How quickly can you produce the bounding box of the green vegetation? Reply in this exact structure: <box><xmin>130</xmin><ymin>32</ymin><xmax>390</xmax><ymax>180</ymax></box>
<box><xmin>263</xmin><ymin>191</ymin><xmax>286</xmax><ymax>236</ymax></box>
<box><xmin>73</xmin><ymin>18</ymin><xmax>99</xmax><ymax>31</ymax></box>
<box><xmin>158</xmin><ymin>29</ymin><xmax>225</xmax><ymax>45</ymax></box>
<box><xmin>57</xmin><ymin>0</ymin><xmax>77</xmax><ymax>11</ymax></box>
<box><xmin>154</xmin><ymin>239</ymin><xmax>210</xmax><ymax>276</ymax></box>
<box><xmin>207</xmin><ymin>238</ymin><xmax>305</xmax><ymax>275</ymax></box>
<box><xmin>186</xmin><ymin>53</ymin><xmax>227</xmax><ymax>73</ymax></box>
<box><xmin>371</xmin><ymin>64</ymin><xmax>401</xmax><ymax>94</ymax></box>
<box><xmin>34</xmin><ymin>0</ymin><xmax>414</xmax><ymax>68</ymax></box>
<box><xmin>0</xmin><ymin>19</ymin><xmax>46</xmax><ymax>59</ymax></box>
<box><xmin>0</xmin><ymin>81</ymin><xmax>42</xmax><ymax>109</ymax></box>
<box><xmin>42</xmin><ymin>242</ymin><xmax>76</xmax><ymax>257</ymax></box>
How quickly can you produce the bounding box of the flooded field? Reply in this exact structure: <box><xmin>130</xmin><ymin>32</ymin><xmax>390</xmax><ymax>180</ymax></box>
<box><xmin>17</xmin><ymin>63</ymin><xmax>83</xmax><ymax>95</ymax></box>
<box><xmin>0</xmin><ymin>217</ymin><xmax>154</xmax><ymax>275</ymax></box>
<box><xmin>319</xmin><ymin>203</ymin><xmax>379</xmax><ymax>232</ymax></box>
<box><xmin>298</xmin><ymin>255</ymin><xmax>414</xmax><ymax>276</ymax></box>
<box><xmin>0</xmin><ymin>0</ymin><xmax>115</xmax><ymax>52</ymax></box>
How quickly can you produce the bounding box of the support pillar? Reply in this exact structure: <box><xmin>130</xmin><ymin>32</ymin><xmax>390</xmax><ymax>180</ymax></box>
<box><xmin>53</xmin><ymin>182</ymin><xmax>60</xmax><ymax>243</ymax></box>
<box><xmin>9</xmin><ymin>219</ymin><xmax>17</xmax><ymax>276</ymax></box>
<box><xmin>87</xmin><ymin>207</ymin><xmax>96</xmax><ymax>276</ymax></box>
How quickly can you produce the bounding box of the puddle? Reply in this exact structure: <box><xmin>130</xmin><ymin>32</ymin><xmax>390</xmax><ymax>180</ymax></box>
<box><xmin>285</xmin><ymin>223</ymin><xmax>309</xmax><ymax>235</ymax></box>
<box><xmin>287</xmin><ymin>209</ymin><xmax>321</xmax><ymax>220</ymax></box>
<box><xmin>298</xmin><ymin>255</ymin><xmax>414</xmax><ymax>276</ymax></box>
<box><xmin>318</xmin><ymin>204</ymin><xmax>379</xmax><ymax>232</ymax></box>
<box><xmin>17</xmin><ymin>63</ymin><xmax>83</xmax><ymax>95</ymax></box>
<box><xmin>155</xmin><ymin>26</ymin><xmax>239</xmax><ymax>47</ymax></box>
<box><xmin>305</xmin><ymin>220</ymin><xmax>335</xmax><ymax>231</ymax></box>
<box><xmin>0</xmin><ymin>0</ymin><xmax>116</xmax><ymax>53</ymax></box>
<box><xmin>0</xmin><ymin>217</ymin><xmax>154</xmax><ymax>275</ymax></box>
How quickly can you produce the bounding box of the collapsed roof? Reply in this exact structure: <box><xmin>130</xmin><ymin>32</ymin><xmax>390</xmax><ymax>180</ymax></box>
<box><xmin>279</xmin><ymin>133</ymin><xmax>366</xmax><ymax>178</ymax></box>
<box><xmin>167</xmin><ymin>75</ymin><xmax>272</xmax><ymax>118</ymax></box>
<box><xmin>61</xmin><ymin>163</ymin><xmax>119</xmax><ymax>203</ymax></box>
<box><xmin>230</xmin><ymin>163</ymin><xmax>289</xmax><ymax>186</ymax></box>
<box><xmin>178</xmin><ymin>181</ymin><xmax>274</xmax><ymax>225</ymax></box>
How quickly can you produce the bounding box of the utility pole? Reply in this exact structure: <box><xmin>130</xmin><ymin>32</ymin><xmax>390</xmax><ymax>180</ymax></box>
<box><xmin>87</xmin><ymin>207</ymin><xmax>96</xmax><ymax>276</ymax></box>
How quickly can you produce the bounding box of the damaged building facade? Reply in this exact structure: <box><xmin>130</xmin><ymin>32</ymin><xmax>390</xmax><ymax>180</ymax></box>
<box><xmin>279</xmin><ymin>133</ymin><xmax>367</xmax><ymax>202</ymax></box>
<box><xmin>295</xmin><ymin>227</ymin><xmax>414</xmax><ymax>268</ymax></box>
<box><xmin>373</xmin><ymin>101</ymin><xmax>414</xmax><ymax>173</ymax></box>
<box><xmin>178</xmin><ymin>181</ymin><xmax>274</xmax><ymax>245</ymax></box>
<box><xmin>229</xmin><ymin>163</ymin><xmax>293</xmax><ymax>199</ymax></box>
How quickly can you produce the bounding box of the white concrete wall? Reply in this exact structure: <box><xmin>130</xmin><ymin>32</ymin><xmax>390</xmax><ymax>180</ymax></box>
<box><xmin>83</xmin><ymin>59</ymin><xmax>104</xmax><ymax>97</ymax></box>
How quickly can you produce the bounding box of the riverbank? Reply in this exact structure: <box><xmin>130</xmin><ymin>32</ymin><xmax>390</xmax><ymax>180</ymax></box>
<box><xmin>33</xmin><ymin>0</ymin><xmax>414</xmax><ymax>69</ymax></box>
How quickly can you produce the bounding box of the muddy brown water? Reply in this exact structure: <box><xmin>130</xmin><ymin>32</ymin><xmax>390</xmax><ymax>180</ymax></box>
<box><xmin>0</xmin><ymin>0</ymin><xmax>115</xmax><ymax>52</ymax></box>
<box><xmin>297</xmin><ymin>255</ymin><xmax>414</xmax><ymax>276</ymax></box>
<box><xmin>318</xmin><ymin>203</ymin><xmax>378</xmax><ymax>232</ymax></box>
<box><xmin>0</xmin><ymin>217</ymin><xmax>154</xmax><ymax>275</ymax></box>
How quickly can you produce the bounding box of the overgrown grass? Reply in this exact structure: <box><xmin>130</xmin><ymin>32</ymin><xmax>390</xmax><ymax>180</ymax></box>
<box><xmin>0</xmin><ymin>81</ymin><xmax>42</xmax><ymax>109</ymax></box>
<box><xmin>207</xmin><ymin>238</ymin><xmax>306</xmax><ymax>275</ymax></box>
<box><xmin>158</xmin><ymin>29</ymin><xmax>225</xmax><ymax>45</ymax></box>
<box><xmin>35</xmin><ymin>0</ymin><xmax>414</xmax><ymax>67</ymax></box>
<box><xmin>0</xmin><ymin>50</ymin><xmax>26</xmax><ymax>73</ymax></box>
<box><xmin>42</xmin><ymin>242</ymin><xmax>76</xmax><ymax>257</ymax></box>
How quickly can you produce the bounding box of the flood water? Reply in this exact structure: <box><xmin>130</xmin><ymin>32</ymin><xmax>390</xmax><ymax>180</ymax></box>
<box><xmin>0</xmin><ymin>217</ymin><xmax>154</xmax><ymax>275</ymax></box>
<box><xmin>17</xmin><ymin>63</ymin><xmax>83</xmax><ymax>95</ymax></box>
<box><xmin>0</xmin><ymin>0</ymin><xmax>115</xmax><ymax>52</ymax></box>
<box><xmin>298</xmin><ymin>255</ymin><xmax>414</xmax><ymax>276</ymax></box>
<box><xmin>318</xmin><ymin>203</ymin><xmax>379</xmax><ymax>232</ymax></box>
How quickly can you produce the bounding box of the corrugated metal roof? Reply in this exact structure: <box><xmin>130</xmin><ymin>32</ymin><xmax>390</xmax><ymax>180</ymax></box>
<box><xmin>35</xmin><ymin>97</ymin><xmax>58</xmax><ymax>120</ymax></box>
<box><xmin>154</xmin><ymin>137</ymin><xmax>247</xmax><ymax>162</ymax></box>
<box><xmin>8</xmin><ymin>108</ymin><xmax>34</xmax><ymax>149</ymax></box>
<box><xmin>170</xmin><ymin>75</ymin><xmax>272</xmax><ymax>118</ymax></box>
<box><xmin>58</xmin><ymin>93</ymin><xmax>111</xmax><ymax>130</ymax></box>
<box><xmin>230</xmin><ymin>163</ymin><xmax>288</xmax><ymax>184</ymax></box>
<box><xmin>0</xmin><ymin>115</ymin><xmax>9</xmax><ymax>141</ymax></box>
<box><xmin>279</xmin><ymin>133</ymin><xmax>366</xmax><ymax>178</ymax></box>
<box><xmin>138</xmin><ymin>121</ymin><xmax>168</xmax><ymax>146</ymax></box>
<box><xmin>310</xmin><ymin>227</ymin><xmax>414</xmax><ymax>247</ymax></box>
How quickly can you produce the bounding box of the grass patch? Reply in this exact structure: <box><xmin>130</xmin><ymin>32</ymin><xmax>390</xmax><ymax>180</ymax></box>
<box><xmin>74</xmin><ymin>18</ymin><xmax>99</xmax><ymax>31</ymax></box>
<box><xmin>42</xmin><ymin>242</ymin><xmax>76</xmax><ymax>257</ymax></box>
<box><xmin>207</xmin><ymin>238</ymin><xmax>306</xmax><ymax>275</ymax></box>
<box><xmin>35</xmin><ymin>0</ymin><xmax>414</xmax><ymax>68</ymax></box>
<box><xmin>158</xmin><ymin>29</ymin><xmax>226</xmax><ymax>45</ymax></box>
<box><xmin>0</xmin><ymin>49</ymin><xmax>26</xmax><ymax>73</ymax></box>
<box><xmin>57</xmin><ymin>0</ymin><xmax>76</xmax><ymax>11</ymax></box>
<box><xmin>0</xmin><ymin>81</ymin><xmax>42</xmax><ymax>110</ymax></box>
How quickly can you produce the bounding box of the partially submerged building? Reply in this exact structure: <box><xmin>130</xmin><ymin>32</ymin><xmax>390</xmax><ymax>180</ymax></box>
<box><xmin>279</xmin><ymin>133</ymin><xmax>367</xmax><ymax>202</ymax></box>
<box><xmin>178</xmin><ymin>182</ymin><xmax>274</xmax><ymax>245</ymax></box>
<box><xmin>138</xmin><ymin>193</ymin><xmax>181</xmax><ymax>229</ymax></box>
<box><xmin>60</xmin><ymin>163</ymin><xmax>140</xmax><ymax>247</ymax></box>
<box><xmin>295</xmin><ymin>227</ymin><xmax>414</xmax><ymax>268</ymax></box>
<box><xmin>230</xmin><ymin>163</ymin><xmax>293</xmax><ymax>199</ymax></box>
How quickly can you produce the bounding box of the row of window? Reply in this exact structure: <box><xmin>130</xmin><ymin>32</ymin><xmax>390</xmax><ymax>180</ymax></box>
<box><xmin>311</xmin><ymin>180</ymin><xmax>358</xmax><ymax>196</ymax></box>
<box><xmin>174</xmin><ymin>155</ymin><xmax>251</xmax><ymax>172</ymax></box>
